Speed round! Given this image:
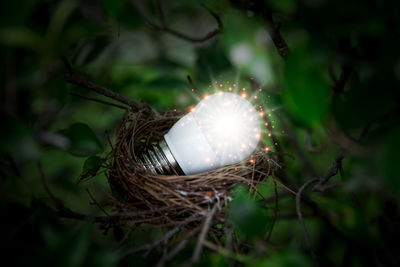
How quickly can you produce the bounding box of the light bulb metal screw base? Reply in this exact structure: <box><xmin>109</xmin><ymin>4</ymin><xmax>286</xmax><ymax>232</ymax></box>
<box><xmin>138</xmin><ymin>139</ymin><xmax>183</xmax><ymax>175</ymax></box>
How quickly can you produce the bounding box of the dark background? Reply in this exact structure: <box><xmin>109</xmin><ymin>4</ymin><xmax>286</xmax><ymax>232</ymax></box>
<box><xmin>1</xmin><ymin>0</ymin><xmax>400</xmax><ymax>266</ymax></box>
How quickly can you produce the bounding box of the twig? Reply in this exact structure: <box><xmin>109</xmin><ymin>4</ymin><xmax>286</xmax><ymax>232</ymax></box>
<box><xmin>313</xmin><ymin>150</ymin><xmax>345</xmax><ymax>191</ymax></box>
<box><xmin>86</xmin><ymin>188</ymin><xmax>111</xmax><ymax>217</ymax></box>
<box><xmin>187</xmin><ymin>75</ymin><xmax>201</xmax><ymax>98</ymax></box>
<box><xmin>229</xmin><ymin>0</ymin><xmax>289</xmax><ymax>57</ymax></box>
<box><xmin>202</xmin><ymin>240</ymin><xmax>248</xmax><ymax>263</ymax></box>
<box><xmin>296</xmin><ymin>178</ymin><xmax>319</xmax><ymax>266</ymax></box>
<box><xmin>123</xmin><ymin>213</ymin><xmax>202</xmax><ymax>259</ymax></box>
<box><xmin>133</xmin><ymin>0</ymin><xmax>221</xmax><ymax>43</ymax></box>
<box><xmin>266</xmin><ymin>174</ymin><xmax>278</xmax><ymax>242</ymax></box>
<box><xmin>157</xmin><ymin>226</ymin><xmax>202</xmax><ymax>266</ymax></box>
<box><xmin>37</xmin><ymin>162</ymin><xmax>115</xmax><ymax>223</ymax></box>
<box><xmin>224</xmin><ymin>223</ymin><xmax>234</xmax><ymax>266</ymax></box>
<box><xmin>192</xmin><ymin>204</ymin><xmax>218</xmax><ymax>263</ymax></box>
<box><xmin>70</xmin><ymin>92</ymin><xmax>128</xmax><ymax>110</ymax></box>
<box><xmin>65</xmin><ymin>74</ymin><xmax>143</xmax><ymax>111</ymax></box>
<box><xmin>112</xmin><ymin>229</ymin><xmax>133</xmax><ymax>250</ymax></box>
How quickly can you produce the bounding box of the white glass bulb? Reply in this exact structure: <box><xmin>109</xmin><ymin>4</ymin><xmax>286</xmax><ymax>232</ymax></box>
<box><xmin>164</xmin><ymin>92</ymin><xmax>261</xmax><ymax>175</ymax></box>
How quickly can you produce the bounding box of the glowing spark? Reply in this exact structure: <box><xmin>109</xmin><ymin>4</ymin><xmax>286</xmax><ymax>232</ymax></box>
<box><xmin>249</xmin><ymin>158</ymin><xmax>255</xmax><ymax>164</ymax></box>
<box><xmin>268</xmin><ymin>133</ymin><xmax>272</xmax><ymax>137</ymax></box>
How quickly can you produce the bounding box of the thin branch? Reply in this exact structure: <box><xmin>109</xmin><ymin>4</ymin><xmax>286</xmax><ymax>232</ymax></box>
<box><xmin>122</xmin><ymin>214</ymin><xmax>201</xmax><ymax>259</ymax></box>
<box><xmin>229</xmin><ymin>0</ymin><xmax>289</xmax><ymax>57</ymax></box>
<box><xmin>122</xmin><ymin>222</ymin><xmax>185</xmax><ymax>257</ymax></box>
<box><xmin>296</xmin><ymin>178</ymin><xmax>319</xmax><ymax>265</ymax></box>
<box><xmin>133</xmin><ymin>0</ymin><xmax>221</xmax><ymax>43</ymax></box>
<box><xmin>70</xmin><ymin>92</ymin><xmax>128</xmax><ymax>110</ymax></box>
<box><xmin>86</xmin><ymin>188</ymin><xmax>112</xmax><ymax>217</ymax></box>
<box><xmin>313</xmin><ymin>150</ymin><xmax>345</xmax><ymax>191</ymax></box>
<box><xmin>65</xmin><ymin>74</ymin><xmax>143</xmax><ymax>111</ymax></box>
<box><xmin>266</xmin><ymin>174</ymin><xmax>279</xmax><ymax>242</ymax></box>
<box><xmin>112</xmin><ymin>229</ymin><xmax>133</xmax><ymax>250</ymax></box>
<box><xmin>157</xmin><ymin>226</ymin><xmax>202</xmax><ymax>266</ymax></box>
<box><xmin>192</xmin><ymin>204</ymin><xmax>218</xmax><ymax>263</ymax></box>
<box><xmin>37</xmin><ymin>162</ymin><xmax>115</xmax><ymax>223</ymax></box>
<box><xmin>187</xmin><ymin>75</ymin><xmax>201</xmax><ymax>98</ymax></box>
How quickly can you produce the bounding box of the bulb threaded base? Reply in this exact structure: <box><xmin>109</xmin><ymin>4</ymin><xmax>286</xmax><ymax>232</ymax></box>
<box><xmin>137</xmin><ymin>139</ymin><xmax>183</xmax><ymax>175</ymax></box>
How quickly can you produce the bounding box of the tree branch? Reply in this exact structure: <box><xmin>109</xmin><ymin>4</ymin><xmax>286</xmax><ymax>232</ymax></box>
<box><xmin>192</xmin><ymin>204</ymin><xmax>218</xmax><ymax>263</ymax></box>
<box><xmin>64</xmin><ymin>74</ymin><xmax>144</xmax><ymax>111</ymax></box>
<box><xmin>133</xmin><ymin>0</ymin><xmax>221</xmax><ymax>43</ymax></box>
<box><xmin>296</xmin><ymin>178</ymin><xmax>319</xmax><ymax>265</ymax></box>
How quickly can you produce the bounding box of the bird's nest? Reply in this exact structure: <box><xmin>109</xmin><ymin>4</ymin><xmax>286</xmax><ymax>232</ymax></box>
<box><xmin>105</xmin><ymin>109</ymin><xmax>276</xmax><ymax>228</ymax></box>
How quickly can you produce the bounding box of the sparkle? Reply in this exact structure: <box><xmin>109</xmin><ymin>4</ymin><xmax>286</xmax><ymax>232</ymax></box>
<box><xmin>264</xmin><ymin>146</ymin><xmax>270</xmax><ymax>152</ymax></box>
<box><xmin>268</xmin><ymin>133</ymin><xmax>272</xmax><ymax>137</ymax></box>
<box><xmin>249</xmin><ymin>158</ymin><xmax>255</xmax><ymax>164</ymax></box>
<box><xmin>241</xmin><ymin>93</ymin><xmax>248</xmax><ymax>98</ymax></box>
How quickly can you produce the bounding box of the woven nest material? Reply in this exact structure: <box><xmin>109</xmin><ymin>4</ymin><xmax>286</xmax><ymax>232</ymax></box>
<box><xmin>107</xmin><ymin>109</ymin><xmax>277</xmax><ymax>227</ymax></box>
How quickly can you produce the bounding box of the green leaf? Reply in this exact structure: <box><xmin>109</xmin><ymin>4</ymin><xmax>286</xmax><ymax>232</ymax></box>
<box><xmin>146</xmin><ymin>77</ymin><xmax>187</xmax><ymax>90</ymax></box>
<box><xmin>383</xmin><ymin>129</ymin><xmax>400</xmax><ymax>197</ymax></box>
<box><xmin>99</xmin><ymin>0</ymin><xmax>125</xmax><ymax>18</ymax></box>
<box><xmin>77</xmin><ymin>156</ymin><xmax>102</xmax><ymax>184</ymax></box>
<box><xmin>283</xmin><ymin>44</ymin><xmax>330</xmax><ymax>126</ymax></box>
<box><xmin>0</xmin><ymin>27</ymin><xmax>42</xmax><ymax>50</ymax></box>
<box><xmin>59</xmin><ymin>123</ymin><xmax>103</xmax><ymax>157</ymax></box>
<box><xmin>228</xmin><ymin>185</ymin><xmax>271</xmax><ymax>237</ymax></box>
<box><xmin>251</xmin><ymin>251</ymin><xmax>312</xmax><ymax>267</ymax></box>
<box><xmin>221</xmin><ymin>9</ymin><xmax>277</xmax><ymax>86</ymax></box>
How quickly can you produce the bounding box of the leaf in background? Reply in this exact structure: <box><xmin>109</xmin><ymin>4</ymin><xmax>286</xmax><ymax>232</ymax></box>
<box><xmin>77</xmin><ymin>156</ymin><xmax>102</xmax><ymax>184</ymax></box>
<box><xmin>283</xmin><ymin>44</ymin><xmax>329</xmax><ymax>126</ymax></box>
<box><xmin>251</xmin><ymin>251</ymin><xmax>312</xmax><ymax>267</ymax></box>
<box><xmin>146</xmin><ymin>77</ymin><xmax>187</xmax><ymax>90</ymax></box>
<box><xmin>195</xmin><ymin>42</ymin><xmax>232</xmax><ymax>83</ymax></box>
<box><xmin>383</xmin><ymin>129</ymin><xmax>400</xmax><ymax>197</ymax></box>
<box><xmin>222</xmin><ymin>9</ymin><xmax>277</xmax><ymax>86</ymax></box>
<box><xmin>59</xmin><ymin>123</ymin><xmax>103</xmax><ymax>157</ymax></box>
<box><xmin>0</xmin><ymin>119</ymin><xmax>40</xmax><ymax>161</ymax></box>
<box><xmin>99</xmin><ymin>0</ymin><xmax>125</xmax><ymax>18</ymax></box>
<box><xmin>0</xmin><ymin>27</ymin><xmax>42</xmax><ymax>50</ymax></box>
<box><xmin>228</xmin><ymin>185</ymin><xmax>271</xmax><ymax>237</ymax></box>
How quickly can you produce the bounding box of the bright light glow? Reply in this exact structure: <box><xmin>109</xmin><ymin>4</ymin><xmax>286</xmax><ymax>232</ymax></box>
<box><xmin>164</xmin><ymin>92</ymin><xmax>261</xmax><ymax>175</ymax></box>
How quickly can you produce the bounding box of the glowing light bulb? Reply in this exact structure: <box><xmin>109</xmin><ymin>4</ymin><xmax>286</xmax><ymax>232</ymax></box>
<box><xmin>140</xmin><ymin>92</ymin><xmax>261</xmax><ymax>175</ymax></box>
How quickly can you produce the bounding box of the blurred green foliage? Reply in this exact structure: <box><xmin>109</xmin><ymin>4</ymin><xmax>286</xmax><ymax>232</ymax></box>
<box><xmin>1</xmin><ymin>0</ymin><xmax>400</xmax><ymax>266</ymax></box>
